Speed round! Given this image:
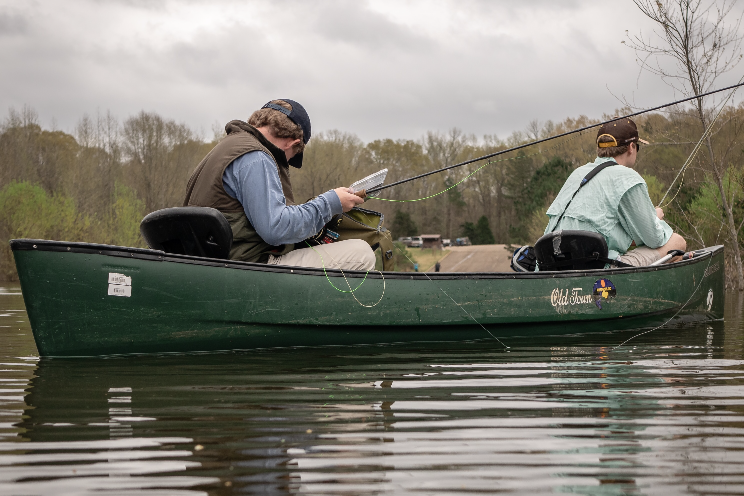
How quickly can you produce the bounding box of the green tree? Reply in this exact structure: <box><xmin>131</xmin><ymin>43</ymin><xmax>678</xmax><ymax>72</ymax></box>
<box><xmin>105</xmin><ymin>183</ymin><xmax>147</xmax><ymax>248</ymax></box>
<box><xmin>460</xmin><ymin>215</ymin><xmax>495</xmax><ymax>244</ymax></box>
<box><xmin>460</xmin><ymin>221</ymin><xmax>477</xmax><ymax>243</ymax></box>
<box><xmin>0</xmin><ymin>182</ymin><xmax>92</xmax><ymax>280</ymax></box>
<box><xmin>391</xmin><ymin>210</ymin><xmax>418</xmax><ymax>238</ymax></box>
<box><xmin>475</xmin><ymin>215</ymin><xmax>496</xmax><ymax>244</ymax></box>
<box><xmin>510</xmin><ymin>156</ymin><xmax>573</xmax><ymax>243</ymax></box>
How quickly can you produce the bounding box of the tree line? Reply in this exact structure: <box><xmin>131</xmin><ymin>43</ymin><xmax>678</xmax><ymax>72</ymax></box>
<box><xmin>1</xmin><ymin>102</ymin><xmax>744</xmax><ymax>286</ymax></box>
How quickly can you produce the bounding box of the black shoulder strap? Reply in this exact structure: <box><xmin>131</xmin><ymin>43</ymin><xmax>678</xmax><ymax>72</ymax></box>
<box><xmin>551</xmin><ymin>161</ymin><xmax>617</xmax><ymax>232</ymax></box>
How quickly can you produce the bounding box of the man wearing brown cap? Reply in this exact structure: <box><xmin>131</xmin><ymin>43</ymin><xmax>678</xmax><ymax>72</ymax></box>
<box><xmin>543</xmin><ymin>117</ymin><xmax>686</xmax><ymax>266</ymax></box>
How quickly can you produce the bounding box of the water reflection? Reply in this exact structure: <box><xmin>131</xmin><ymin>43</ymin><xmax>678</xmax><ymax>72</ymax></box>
<box><xmin>1</xmin><ymin>284</ymin><xmax>744</xmax><ymax>494</ymax></box>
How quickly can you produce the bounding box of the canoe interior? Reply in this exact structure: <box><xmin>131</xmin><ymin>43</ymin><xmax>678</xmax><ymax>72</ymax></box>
<box><xmin>10</xmin><ymin>239</ymin><xmax>726</xmax><ymax>357</ymax></box>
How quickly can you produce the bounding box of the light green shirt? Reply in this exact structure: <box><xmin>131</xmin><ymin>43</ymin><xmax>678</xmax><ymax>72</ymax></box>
<box><xmin>544</xmin><ymin>157</ymin><xmax>673</xmax><ymax>260</ymax></box>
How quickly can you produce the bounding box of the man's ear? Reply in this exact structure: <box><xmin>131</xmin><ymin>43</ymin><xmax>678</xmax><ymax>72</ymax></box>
<box><xmin>288</xmin><ymin>138</ymin><xmax>301</xmax><ymax>150</ymax></box>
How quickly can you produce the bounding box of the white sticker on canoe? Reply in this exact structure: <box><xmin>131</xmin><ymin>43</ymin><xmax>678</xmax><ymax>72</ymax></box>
<box><xmin>108</xmin><ymin>273</ymin><xmax>132</xmax><ymax>297</ymax></box>
<box><xmin>108</xmin><ymin>284</ymin><xmax>132</xmax><ymax>297</ymax></box>
<box><xmin>108</xmin><ymin>273</ymin><xmax>131</xmax><ymax>286</ymax></box>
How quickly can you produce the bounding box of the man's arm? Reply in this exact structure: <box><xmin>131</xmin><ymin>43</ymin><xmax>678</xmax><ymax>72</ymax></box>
<box><xmin>223</xmin><ymin>151</ymin><xmax>343</xmax><ymax>246</ymax></box>
<box><xmin>617</xmin><ymin>183</ymin><xmax>673</xmax><ymax>249</ymax></box>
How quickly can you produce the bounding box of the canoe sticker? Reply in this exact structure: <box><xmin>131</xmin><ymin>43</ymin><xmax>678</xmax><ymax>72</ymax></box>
<box><xmin>551</xmin><ymin>288</ymin><xmax>593</xmax><ymax>308</ymax></box>
<box><xmin>550</xmin><ymin>279</ymin><xmax>617</xmax><ymax>311</ymax></box>
<box><xmin>592</xmin><ymin>278</ymin><xmax>616</xmax><ymax>309</ymax></box>
<box><xmin>108</xmin><ymin>272</ymin><xmax>132</xmax><ymax>297</ymax></box>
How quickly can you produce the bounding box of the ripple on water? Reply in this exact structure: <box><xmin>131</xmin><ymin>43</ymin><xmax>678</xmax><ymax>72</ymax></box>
<box><xmin>0</xmin><ymin>284</ymin><xmax>744</xmax><ymax>494</ymax></box>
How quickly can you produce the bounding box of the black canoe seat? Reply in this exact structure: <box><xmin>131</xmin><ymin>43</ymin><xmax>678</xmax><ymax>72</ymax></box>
<box><xmin>534</xmin><ymin>230</ymin><xmax>624</xmax><ymax>271</ymax></box>
<box><xmin>140</xmin><ymin>207</ymin><xmax>233</xmax><ymax>259</ymax></box>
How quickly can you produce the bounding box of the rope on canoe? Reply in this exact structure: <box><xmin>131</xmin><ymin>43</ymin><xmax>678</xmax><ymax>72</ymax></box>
<box><xmin>612</xmin><ymin>222</ymin><xmax>723</xmax><ymax>350</ymax></box>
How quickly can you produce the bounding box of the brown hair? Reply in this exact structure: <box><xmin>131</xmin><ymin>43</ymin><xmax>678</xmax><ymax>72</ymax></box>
<box><xmin>596</xmin><ymin>134</ymin><xmax>629</xmax><ymax>157</ymax></box>
<box><xmin>249</xmin><ymin>100</ymin><xmax>305</xmax><ymax>155</ymax></box>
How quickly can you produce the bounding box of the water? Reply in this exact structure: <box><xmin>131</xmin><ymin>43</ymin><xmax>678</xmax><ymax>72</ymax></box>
<box><xmin>2</xmin><ymin>284</ymin><xmax>744</xmax><ymax>495</ymax></box>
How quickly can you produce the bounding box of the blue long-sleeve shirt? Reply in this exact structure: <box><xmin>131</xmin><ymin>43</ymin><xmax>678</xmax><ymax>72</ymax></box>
<box><xmin>222</xmin><ymin>151</ymin><xmax>343</xmax><ymax>246</ymax></box>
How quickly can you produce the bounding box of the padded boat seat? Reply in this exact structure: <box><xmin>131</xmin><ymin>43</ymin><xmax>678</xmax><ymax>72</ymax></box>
<box><xmin>140</xmin><ymin>207</ymin><xmax>233</xmax><ymax>259</ymax></box>
<box><xmin>534</xmin><ymin>230</ymin><xmax>625</xmax><ymax>271</ymax></box>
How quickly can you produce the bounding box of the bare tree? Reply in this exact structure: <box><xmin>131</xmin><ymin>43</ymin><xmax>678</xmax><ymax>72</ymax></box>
<box><xmin>627</xmin><ymin>0</ymin><xmax>744</xmax><ymax>289</ymax></box>
<box><xmin>526</xmin><ymin>119</ymin><xmax>541</xmax><ymax>141</ymax></box>
<box><xmin>293</xmin><ymin>130</ymin><xmax>364</xmax><ymax>202</ymax></box>
<box><xmin>121</xmin><ymin>111</ymin><xmax>199</xmax><ymax>212</ymax></box>
<box><xmin>425</xmin><ymin>129</ymin><xmax>474</xmax><ymax>237</ymax></box>
<box><xmin>73</xmin><ymin>111</ymin><xmax>121</xmax><ymax>216</ymax></box>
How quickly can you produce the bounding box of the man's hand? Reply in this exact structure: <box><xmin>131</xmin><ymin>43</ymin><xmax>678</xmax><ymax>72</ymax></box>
<box><xmin>655</xmin><ymin>207</ymin><xmax>664</xmax><ymax>220</ymax></box>
<box><xmin>334</xmin><ymin>187</ymin><xmax>365</xmax><ymax>212</ymax></box>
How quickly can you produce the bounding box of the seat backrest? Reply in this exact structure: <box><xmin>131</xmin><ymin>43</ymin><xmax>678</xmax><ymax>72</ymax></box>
<box><xmin>534</xmin><ymin>230</ymin><xmax>608</xmax><ymax>271</ymax></box>
<box><xmin>140</xmin><ymin>207</ymin><xmax>233</xmax><ymax>259</ymax></box>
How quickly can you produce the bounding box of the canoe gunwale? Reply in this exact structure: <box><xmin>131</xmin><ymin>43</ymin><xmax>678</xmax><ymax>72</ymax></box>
<box><xmin>10</xmin><ymin>238</ymin><xmax>724</xmax><ymax>280</ymax></box>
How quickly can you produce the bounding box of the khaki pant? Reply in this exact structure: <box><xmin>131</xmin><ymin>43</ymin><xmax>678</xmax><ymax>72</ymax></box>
<box><xmin>267</xmin><ymin>239</ymin><xmax>376</xmax><ymax>271</ymax></box>
<box><xmin>618</xmin><ymin>246</ymin><xmax>662</xmax><ymax>266</ymax></box>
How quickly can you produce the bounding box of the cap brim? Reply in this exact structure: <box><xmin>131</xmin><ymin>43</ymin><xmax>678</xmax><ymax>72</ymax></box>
<box><xmin>288</xmin><ymin>151</ymin><xmax>303</xmax><ymax>169</ymax></box>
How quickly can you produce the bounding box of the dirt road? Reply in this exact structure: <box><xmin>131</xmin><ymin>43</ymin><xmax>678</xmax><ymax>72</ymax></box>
<box><xmin>435</xmin><ymin>244</ymin><xmax>513</xmax><ymax>273</ymax></box>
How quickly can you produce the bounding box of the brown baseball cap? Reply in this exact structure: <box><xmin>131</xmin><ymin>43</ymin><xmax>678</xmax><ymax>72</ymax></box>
<box><xmin>596</xmin><ymin>118</ymin><xmax>649</xmax><ymax>148</ymax></box>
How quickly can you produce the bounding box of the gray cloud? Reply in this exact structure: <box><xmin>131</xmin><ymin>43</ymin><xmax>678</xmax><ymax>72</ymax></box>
<box><xmin>0</xmin><ymin>6</ymin><xmax>29</xmax><ymax>36</ymax></box>
<box><xmin>308</xmin><ymin>1</ymin><xmax>432</xmax><ymax>52</ymax></box>
<box><xmin>0</xmin><ymin>0</ymin><xmax>741</xmax><ymax>143</ymax></box>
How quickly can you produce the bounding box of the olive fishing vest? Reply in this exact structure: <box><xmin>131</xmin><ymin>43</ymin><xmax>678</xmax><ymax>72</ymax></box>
<box><xmin>183</xmin><ymin>121</ymin><xmax>296</xmax><ymax>263</ymax></box>
<box><xmin>546</xmin><ymin>157</ymin><xmax>645</xmax><ymax>250</ymax></box>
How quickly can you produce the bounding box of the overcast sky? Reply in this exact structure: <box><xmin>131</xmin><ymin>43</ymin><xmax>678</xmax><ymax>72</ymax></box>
<box><xmin>1</xmin><ymin>0</ymin><xmax>742</xmax><ymax>143</ymax></box>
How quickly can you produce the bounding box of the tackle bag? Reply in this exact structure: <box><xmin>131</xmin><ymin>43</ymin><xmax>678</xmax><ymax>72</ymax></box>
<box><xmin>301</xmin><ymin>207</ymin><xmax>395</xmax><ymax>271</ymax></box>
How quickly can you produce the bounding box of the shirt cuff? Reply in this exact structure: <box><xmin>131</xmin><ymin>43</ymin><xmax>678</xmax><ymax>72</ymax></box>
<box><xmin>657</xmin><ymin>218</ymin><xmax>673</xmax><ymax>245</ymax></box>
<box><xmin>323</xmin><ymin>190</ymin><xmax>344</xmax><ymax>216</ymax></box>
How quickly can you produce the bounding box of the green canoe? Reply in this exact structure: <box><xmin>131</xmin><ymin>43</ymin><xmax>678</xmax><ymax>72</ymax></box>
<box><xmin>11</xmin><ymin>239</ymin><xmax>724</xmax><ymax>357</ymax></box>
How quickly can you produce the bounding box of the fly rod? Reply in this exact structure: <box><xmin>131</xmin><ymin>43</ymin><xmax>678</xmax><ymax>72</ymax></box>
<box><xmin>365</xmin><ymin>81</ymin><xmax>744</xmax><ymax>195</ymax></box>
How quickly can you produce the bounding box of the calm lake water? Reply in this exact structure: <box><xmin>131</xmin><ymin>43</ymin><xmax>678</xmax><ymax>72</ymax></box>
<box><xmin>2</xmin><ymin>284</ymin><xmax>744</xmax><ymax>495</ymax></box>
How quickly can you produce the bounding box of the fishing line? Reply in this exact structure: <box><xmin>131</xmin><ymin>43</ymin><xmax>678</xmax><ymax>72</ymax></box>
<box><xmin>371</xmin><ymin>129</ymin><xmax>586</xmax><ymax>203</ymax></box>
<box><xmin>657</xmin><ymin>80</ymin><xmax>743</xmax><ymax>209</ymax></box>
<box><xmin>612</xmin><ymin>222</ymin><xmax>723</xmax><ymax>351</ymax></box>
<box><xmin>366</xmin><ymin>81</ymin><xmax>744</xmax><ymax>196</ymax></box>
<box><xmin>373</xmin><ymin>160</ymin><xmax>491</xmax><ymax>203</ymax></box>
<box><xmin>344</xmin><ymin>208</ymin><xmax>507</xmax><ymax>346</ymax></box>
<box><xmin>394</xmin><ymin>243</ymin><xmax>508</xmax><ymax>348</ymax></box>
<box><xmin>304</xmin><ymin>241</ymin><xmax>386</xmax><ymax>308</ymax></box>
<box><xmin>370</xmin><ymin>224</ymin><xmax>508</xmax><ymax>348</ymax></box>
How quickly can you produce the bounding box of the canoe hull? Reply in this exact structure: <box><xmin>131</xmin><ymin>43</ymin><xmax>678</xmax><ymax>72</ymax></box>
<box><xmin>11</xmin><ymin>240</ymin><xmax>725</xmax><ymax>356</ymax></box>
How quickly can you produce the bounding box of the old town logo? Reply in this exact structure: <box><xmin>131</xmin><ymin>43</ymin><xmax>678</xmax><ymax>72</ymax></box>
<box><xmin>592</xmin><ymin>278</ymin><xmax>616</xmax><ymax>309</ymax></box>
<box><xmin>551</xmin><ymin>279</ymin><xmax>618</xmax><ymax>310</ymax></box>
<box><xmin>551</xmin><ymin>287</ymin><xmax>594</xmax><ymax>307</ymax></box>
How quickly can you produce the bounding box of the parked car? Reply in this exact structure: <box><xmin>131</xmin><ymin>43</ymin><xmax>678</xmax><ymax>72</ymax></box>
<box><xmin>455</xmin><ymin>237</ymin><xmax>471</xmax><ymax>246</ymax></box>
<box><xmin>410</xmin><ymin>236</ymin><xmax>423</xmax><ymax>248</ymax></box>
<box><xmin>442</xmin><ymin>238</ymin><xmax>451</xmax><ymax>247</ymax></box>
<box><xmin>397</xmin><ymin>237</ymin><xmax>412</xmax><ymax>246</ymax></box>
